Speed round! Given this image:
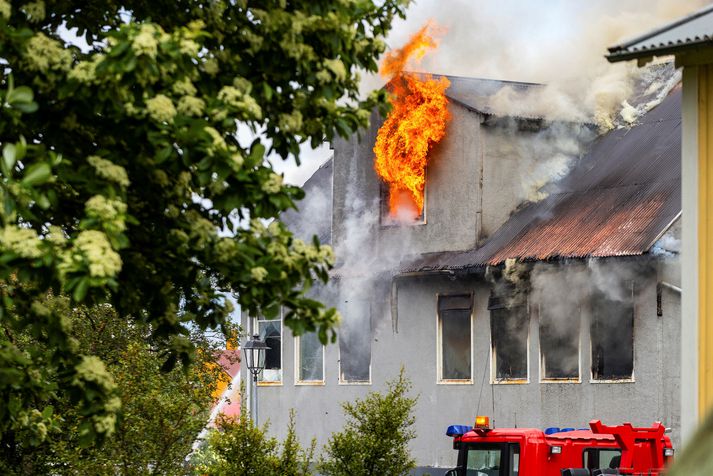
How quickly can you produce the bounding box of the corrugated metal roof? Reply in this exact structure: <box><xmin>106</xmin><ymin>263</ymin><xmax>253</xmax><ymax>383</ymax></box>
<box><xmin>404</xmin><ymin>86</ymin><xmax>682</xmax><ymax>272</ymax></box>
<box><xmin>607</xmin><ymin>4</ymin><xmax>713</xmax><ymax>62</ymax></box>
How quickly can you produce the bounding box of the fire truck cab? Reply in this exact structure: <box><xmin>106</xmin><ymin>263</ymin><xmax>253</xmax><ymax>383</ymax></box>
<box><xmin>445</xmin><ymin>417</ymin><xmax>674</xmax><ymax>476</ymax></box>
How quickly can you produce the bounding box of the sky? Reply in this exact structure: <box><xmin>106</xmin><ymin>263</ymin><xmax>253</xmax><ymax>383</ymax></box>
<box><xmin>277</xmin><ymin>0</ymin><xmax>707</xmax><ymax>186</ymax></box>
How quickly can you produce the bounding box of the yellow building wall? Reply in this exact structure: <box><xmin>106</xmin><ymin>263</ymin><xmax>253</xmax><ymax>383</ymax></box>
<box><xmin>699</xmin><ymin>64</ymin><xmax>713</xmax><ymax>417</ymax></box>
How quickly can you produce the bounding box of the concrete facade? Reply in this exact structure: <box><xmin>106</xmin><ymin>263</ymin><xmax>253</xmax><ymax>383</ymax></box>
<box><xmin>241</xmin><ymin>98</ymin><xmax>682</xmax><ymax>473</ymax></box>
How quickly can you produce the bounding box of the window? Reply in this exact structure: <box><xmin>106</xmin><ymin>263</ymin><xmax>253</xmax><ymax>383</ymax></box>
<box><xmin>460</xmin><ymin>443</ymin><xmax>520</xmax><ymax>476</ymax></box>
<box><xmin>466</xmin><ymin>445</ymin><xmax>502</xmax><ymax>475</ymax></box>
<box><xmin>257</xmin><ymin>314</ymin><xmax>282</xmax><ymax>384</ymax></box>
<box><xmin>490</xmin><ymin>297</ymin><xmax>529</xmax><ymax>382</ymax></box>
<box><xmin>539</xmin><ymin>304</ymin><xmax>580</xmax><ymax>381</ymax></box>
<box><xmin>437</xmin><ymin>294</ymin><xmax>473</xmax><ymax>382</ymax></box>
<box><xmin>590</xmin><ymin>286</ymin><xmax>634</xmax><ymax>381</ymax></box>
<box><xmin>380</xmin><ymin>181</ymin><xmax>426</xmax><ymax>225</ymax></box>
<box><xmin>295</xmin><ymin>332</ymin><xmax>324</xmax><ymax>384</ymax></box>
<box><xmin>583</xmin><ymin>448</ymin><xmax>621</xmax><ymax>471</ymax></box>
<box><xmin>339</xmin><ymin>299</ymin><xmax>371</xmax><ymax>383</ymax></box>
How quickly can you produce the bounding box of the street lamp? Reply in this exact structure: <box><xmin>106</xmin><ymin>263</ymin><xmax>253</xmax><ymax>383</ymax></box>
<box><xmin>243</xmin><ymin>333</ymin><xmax>270</xmax><ymax>424</ymax></box>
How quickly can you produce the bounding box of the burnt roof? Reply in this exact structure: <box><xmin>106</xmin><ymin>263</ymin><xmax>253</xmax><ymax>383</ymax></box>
<box><xmin>405</xmin><ymin>86</ymin><xmax>682</xmax><ymax>272</ymax></box>
<box><xmin>439</xmin><ymin>74</ymin><xmax>541</xmax><ymax>118</ymax></box>
<box><xmin>607</xmin><ymin>4</ymin><xmax>713</xmax><ymax>62</ymax></box>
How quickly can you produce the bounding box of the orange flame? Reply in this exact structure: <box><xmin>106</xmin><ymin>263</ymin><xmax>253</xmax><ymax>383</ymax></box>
<box><xmin>374</xmin><ymin>23</ymin><xmax>450</xmax><ymax>218</ymax></box>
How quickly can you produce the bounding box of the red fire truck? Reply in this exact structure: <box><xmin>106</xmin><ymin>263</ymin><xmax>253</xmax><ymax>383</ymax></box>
<box><xmin>445</xmin><ymin>417</ymin><xmax>674</xmax><ymax>476</ymax></box>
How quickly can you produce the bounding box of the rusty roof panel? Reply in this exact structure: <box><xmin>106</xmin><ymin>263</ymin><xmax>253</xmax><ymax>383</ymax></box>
<box><xmin>404</xmin><ymin>87</ymin><xmax>682</xmax><ymax>272</ymax></box>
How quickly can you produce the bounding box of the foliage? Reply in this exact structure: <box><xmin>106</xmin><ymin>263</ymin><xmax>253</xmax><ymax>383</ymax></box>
<box><xmin>0</xmin><ymin>295</ymin><xmax>225</xmax><ymax>474</ymax></box>
<box><xmin>0</xmin><ymin>0</ymin><xmax>410</xmax><ymax>448</ymax></box>
<box><xmin>319</xmin><ymin>369</ymin><xmax>417</xmax><ymax>476</ymax></box>
<box><xmin>667</xmin><ymin>408</ymin><xmax>713</xmax><ymax>476</ymax></box>
<box><xmin>193</xmin><ymin>409</ymin><xmax>315</xmax><ymax>476</ymax></box>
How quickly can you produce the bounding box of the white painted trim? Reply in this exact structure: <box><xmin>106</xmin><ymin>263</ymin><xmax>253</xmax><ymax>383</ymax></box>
<box><xmin>681</xmin><ymin>64</ymin><xmax>700</xmax><ymax>443</ymax></box>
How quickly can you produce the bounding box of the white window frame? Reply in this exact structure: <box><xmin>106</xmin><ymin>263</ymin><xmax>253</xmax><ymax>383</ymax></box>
<box><xmin>255</xmin><ymin>311</ymin><xmax>283</xmax><ymax>386</ymax></box>
<box><xmin>538</xmin><ymin>303</ymin><xmax>582</xmax><ymax>384</ymax></box>
<box><xmin>490</xmin><ymin>301</ymin><xmax>530</xmax><ymax>385</ymax></box>
<box><xmin>336</xmin><ymin>299</ymin><xmax>372</xmax><ymax>385</ymax></box>
<box><xmin>589</xmin><ymin>282</ymin><xmax>636</xmax><ymax>384</ymax></box>
<box><xmin>294</xmin><ymin>332</ymin><xmax>326</xmax><ymax>386</ymax></box>
<box><xmin>338</xmin><ymin>343</ymin><xmax>372</xmax><ymax>385</ymax></box>
<box><xmin>436</xmin><ymin>293</ymin><xmax>474</xmax><ymax>385</ymax></box>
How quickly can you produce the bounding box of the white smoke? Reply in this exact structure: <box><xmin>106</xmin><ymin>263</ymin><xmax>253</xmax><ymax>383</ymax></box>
<box><xmin>365</xmin><ymin>0</ymin><xmax>702</xmax><ymax>124</ymax></box>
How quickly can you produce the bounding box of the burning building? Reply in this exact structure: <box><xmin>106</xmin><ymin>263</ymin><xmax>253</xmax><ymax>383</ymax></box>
<box><xmin>240</xmin><ymin>49</ymin><xmax>682</xmax><ymax>472</ymax></box>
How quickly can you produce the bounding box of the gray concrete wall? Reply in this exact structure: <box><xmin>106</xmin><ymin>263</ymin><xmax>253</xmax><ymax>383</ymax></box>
<box><xmin>241</xmin><ymin>259</ymin><xmax>681</xmax><ymax>471</ymax></box>
<box><xmin>331</xmin><ymin>101</ymin><xmax>484</xmax><ymax>258</ymax></box>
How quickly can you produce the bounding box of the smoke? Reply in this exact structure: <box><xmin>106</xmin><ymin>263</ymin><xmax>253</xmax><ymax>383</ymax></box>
<box><xmin>525</xmin><ymin>257</ymin><xmax>655</xmax><ymax>379</ymax></box>
<box><xmin>373</xmin><ymin>0</ymin><xmax>703</xmax><ymax>125</ymax></box>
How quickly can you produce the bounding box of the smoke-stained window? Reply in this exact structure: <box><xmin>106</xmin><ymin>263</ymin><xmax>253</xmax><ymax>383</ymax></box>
<box><xmin>380</xmin><ymin>181</ymin><xmax>426</xmax><ymax>225</ymax></box>
<box><xmin>338</xmin><ymin>299</ymin><xmax>372</xmax><ymax>383</ymax></box>
<box><xmin>257</xmin><ymin>313</ymin><xmax>282</xmax><ymax>384</ymax></box>
<box><xmin>438</xmin><ymin>294</ymin><xmax>473</xmax><ymax>382</ymax></box>
<box><xmin>590</xmin><ymin>286</ymin><xmax>634</xmax><ymax>381</ymax></box>
<box><xmin>296</xmin><ymin>332</ymin><xmax>324</xmax><ymax>383</ymax></box>
<box><xmin>539</xmin><ymin>306</ymin><xmax>580</xmax><ymax>381</ymax></box>
<box><xmin>490</xmin><ymin>296</ymin><xmax>529</xmax><ymax>382</ymax></box>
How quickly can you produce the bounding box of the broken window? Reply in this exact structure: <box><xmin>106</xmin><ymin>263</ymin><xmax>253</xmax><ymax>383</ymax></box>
<box><xmin>438</xmin><ymin>294</ymin><xmax>473</xmax><ymax>382</ymax></box>
<box><xmin>296</xmin><ymin>331</ymin><xmax>324</xmax><ymax>383</ymax></box>
<box><xmin>257</xmin><ymin>314</ymin><xmax>282</xmax><ymax>384</ymax></box>
<box><xmin>590</xmin><ymin>286</ymin><xmax>634</xmax><ymax>381</ymax></box>
<box><xmin>490</xmin><ymin>296</ymin><xmax>529</xmax><ymax>382</ymax></box>
<box><xmin>539</xmin><ymin>305</ymin><xmax>580</xmax><ymax>381</ymax></box>
<box><xmin>380</xmin><ymin>181</ymin><xmax>425</xmax><ymax>225</ymax></box>
<box><xmin>339</xmin><ymin>299</ymin><xmax>371</xmax><ymax>383</ymax></box>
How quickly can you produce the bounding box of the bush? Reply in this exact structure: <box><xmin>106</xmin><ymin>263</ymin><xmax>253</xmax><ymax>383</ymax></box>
<box><xmin>319</xmin><ymin>369</ymin><xmax>417</xmax><ymax>476</ymax></box>
<box><xmin>193</xmin><ymin>409</ymin><xmax>314</xmax><ymax>476</ymax></box>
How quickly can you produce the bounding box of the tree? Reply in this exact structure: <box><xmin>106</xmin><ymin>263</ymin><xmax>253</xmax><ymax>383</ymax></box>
<box><xmin>193</xmin><ymin>409</ymin><xmax>315</xmax><ymax>476</ymax></box>
<box><xmin>0</xmin><ymin>0</ymin><xmax>409</xmax><ymax>448</ymax></box>
<box><xmin>0</xmin><ymin>295</ymin><xmax>226</xmax><ymax>474</ymax></box>
<box><xmin>319</xmin><ymin>369</ymin><xmax>417</xmax><ymax>476</ymax></box>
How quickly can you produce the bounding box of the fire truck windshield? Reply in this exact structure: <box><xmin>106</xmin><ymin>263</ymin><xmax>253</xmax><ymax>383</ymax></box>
<box><xmin>458</xmin><ymin>443</ymin><xmax>520</xmax><ymax>476</ymax></box>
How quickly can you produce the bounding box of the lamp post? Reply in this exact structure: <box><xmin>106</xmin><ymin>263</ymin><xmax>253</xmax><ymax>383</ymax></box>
<box><xmin>243</xmin><ymin>333</ymin><xmax>270</xmax><ymax>424</ymax></box>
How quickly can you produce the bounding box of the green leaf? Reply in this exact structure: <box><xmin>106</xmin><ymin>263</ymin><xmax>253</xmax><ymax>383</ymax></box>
<box><xmin>6</xmin><ymin>86</ymin><xmax>34</xmax><ymax>105</ymax></box>
<box><xmin>3</xmin><ymin>143</ymin><xmax>16</xmax><ymax>172</ymax></box>
<box><xmin>14</xmin><ymin>102</ymin><xmax>38</xmax><ymax>113</ymax></box>
<box><xmin>21</xmin><ymin>163</ymin><xmax>51</xmax><ymax>187</ymax></box>
<box><xmin>72</xmin><ymin>277</ymin><xmax>89</xmax><ymax>302</ymax></box>
<box><xmin>248</xmin><ymin>142</ymin><xmax>265</xmax><ymax>163</ymax></box>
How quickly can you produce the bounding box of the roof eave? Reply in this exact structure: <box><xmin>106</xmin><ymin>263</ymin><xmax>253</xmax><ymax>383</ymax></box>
<box><xmin>607</xmin><ymin>38</ymin><xmax>713</xmax><ymax>63</ymax></box>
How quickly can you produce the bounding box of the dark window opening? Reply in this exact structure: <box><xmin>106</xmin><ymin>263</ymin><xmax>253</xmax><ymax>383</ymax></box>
<box><xmin>591</xmin><ymin>286</ymin><xmax>634</xmax><ymax>380</ymax></box>
<box><xmin>490</xmin><ymin>299</ymin><xmax>528</xmax><ymax>381</ymax></box>
<box><xmin>339</xmin><ymin>299</ymin><xmax>371</xmax><ymax>383</ymax></box>
<box><xmin>258</xmin><ymin>317</ymin><xmax>281</xmax><ymax>383</ymax></box>
<box><xmin>439</xmin><ymin>294</ymin><xmax>473</xmax><ymax>381</ymax></box>
<box><xmin>540</xmin><ymin>306</ymin><xmax>580</xmax><ymax>380</ymax></box>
